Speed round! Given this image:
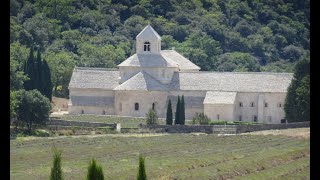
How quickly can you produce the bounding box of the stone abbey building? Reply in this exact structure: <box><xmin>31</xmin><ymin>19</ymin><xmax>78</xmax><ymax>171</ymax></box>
<box><xmin>68</xmin><ymin>25</ymin><xmax>293</xmax><ymax>123</ymax></box>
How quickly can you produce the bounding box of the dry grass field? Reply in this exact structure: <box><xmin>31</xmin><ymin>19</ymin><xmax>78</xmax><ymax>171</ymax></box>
<box><xmin>10</xmin><ymin>128</ymin><xmax>309</xmax><ymax>179</ymax></box>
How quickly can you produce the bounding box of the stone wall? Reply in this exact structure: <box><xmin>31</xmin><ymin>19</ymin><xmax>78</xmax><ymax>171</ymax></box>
<box><xmin>47</xmin><ymin>119</ymin><xmax>117</xmax><ymax>128</ymax></box>
<box><xmin>140</xmin><ymin>122</ymin><xmax>310</xmax><ymax>134</ymax></box>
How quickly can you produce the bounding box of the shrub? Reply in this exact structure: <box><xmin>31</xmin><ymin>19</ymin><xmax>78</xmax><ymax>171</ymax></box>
<box><xmin>166</xmin><ymin>100</ymin><xmax>173</xmax><ymax>125</ymax></box>
<box><xmin>146</xmin><ymin>109</ymin><xmax>158</xmax><ymax>125</ymax></box>
<box><xmin>192</xmin><ymin>113</ymin><xmax>210</xmax><ymax>125</ymax></box>
<box><xmin>137</xmin><ymin>155</ymin><xmax>147</xmax><ymax>180</ymax></box>
<box><xmin>50</xmin><ymin>147</ymin><xmax>63</xmax><ymax>180</ymax></box>
<box><xmin>86</xmin><ymin>159</ymin><xmax>105</xmax><ymax>180</ymax></box>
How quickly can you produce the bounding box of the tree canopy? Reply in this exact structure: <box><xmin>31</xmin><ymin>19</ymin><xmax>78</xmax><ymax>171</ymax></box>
<box><xmin>10</xmin><ymin>0</ymin><xmax>309</xmax><ymax>98</ymax></box>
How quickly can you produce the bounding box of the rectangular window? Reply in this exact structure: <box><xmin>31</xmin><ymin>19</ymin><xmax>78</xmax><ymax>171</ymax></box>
<box><xmin>278</xmin><ymin>103</ymin><xmax>282</xmax><ymax>107</ymax></box>
<box><xmin>250</xmin><ymin>102</ymin><xmax>254</xmax><ymax>107</ymax></box>
<box><xmin>253</xmin><ymin>116</ymin><xmax>258</xmax><ymax>122</ymax></box>
<box><xmin>265</xmin><ymin>103</ymin><xmax>268</xmax><ymax>107</ymax></box>
<box><xmin>239</xmin><ymin>102</ymin><xmax>243</xmax><ymax>107</ymax></box>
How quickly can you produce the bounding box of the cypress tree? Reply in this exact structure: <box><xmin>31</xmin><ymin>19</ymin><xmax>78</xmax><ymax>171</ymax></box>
<box><xmin>50</xmin><ymin>147</ymin><xmax>63</xmax><ymax>180</ymax></box>
<box><xmin>86</xmin><ymin>159</ymin><xmax>105</xmax><ymax>180</ymax></box>
<box><xmin>42</xmin><ymin>59</ymin><xmax>53</xmax><ymax>101</ymax></box>
<box><xmin>180</xmin><ymin>95</ymin><xmax>185</xmax><ymax>125</ymax></box>
<box><xmin>137</xmin><ymin>155</ymin><xmax>147</xmax><ymax>180</ymax></box>
<box><xmin>34</xmin><ymin>47</ymin><xmax>42</xmax><ymax>91</ymax></box>
<box><xmin>166</xmin><ymin>99</ymin><xmax>173</xmax><ymax>125</ymax></box>
<box><xmin>24</xmin><ymin>46</ymin><xmax>35</xmax><ymax>90</ymax></box>
<box><xmin>175</xmin><ymin>96</ymin><xmax>180</xmax><ymax>125</ymax></box>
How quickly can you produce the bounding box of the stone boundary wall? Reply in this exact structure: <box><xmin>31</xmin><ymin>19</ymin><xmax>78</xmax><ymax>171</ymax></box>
<box><xmin>47</xmin><ymin>119</ymin><xmax>117</xmax><ymax>129</ymax></box>
<box><xmin>140</xmin><ymin>121</ymin><xmax>310</xmax><ymax>134</ymax></box>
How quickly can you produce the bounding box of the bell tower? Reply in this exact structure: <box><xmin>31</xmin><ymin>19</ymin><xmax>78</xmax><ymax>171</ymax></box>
<box><xmin>136</xmin><ymin>24</ymin><xmax>161</xmax><ymax>54</ymax></box>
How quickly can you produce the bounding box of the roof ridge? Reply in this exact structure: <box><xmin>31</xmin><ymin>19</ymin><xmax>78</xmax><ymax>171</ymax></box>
<box><xmin>75</xmin><ymin>67</ymin><xmax>118</xmax><ymax>71</ymax></box>
<box><xmin>178</xmin><ymin>71</ymin><xmax>293</xmax><ymax>75</ymax></box>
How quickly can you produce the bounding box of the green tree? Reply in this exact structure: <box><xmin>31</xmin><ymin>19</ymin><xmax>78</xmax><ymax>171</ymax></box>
<box><xmin>86</xmin><ymin>159</ymin><xmax>105</xmax><ymax>180</ymax></box>
<box><xmin>137</xmin><ymin>155</ymin><xmax>147</xmax><ymax>180</ymax></box>
<box><xmin>24</xmin><ymin>46</ymin><xmax>35</xmax><ymax>90</ymax></box>
<box><xmin>284</xmin><ymin>59</ymin><xmax>310</xmax><ymax>122</ymax></box>
<box><xmin>166</xmin><ymin>99</ymin><xmax>173</xmax><ymax>125</ymax></box>
<box><xmin>146</xmin><ymin>108</ymin><xmax>158</xmax><ymax>125</ymax></box>
<box><xmin>41</xmin><ymin>59</ymin><xmax>53</xmax><ymax>101</ymax></box>
<box><xmin>15</xmin><ymin>89</ymin><xmax>51</xmax><ymax>132</ymax></box>
<box><xmin>50</xmin><ymin>147</ymin><xmax>63</xmax><ymax>180</ymax></box>
<box><xmin>175</xmin><ymin>96</ymin><xmax>180</xmax><ymax>125</ymax></box>
<box><xmin>180</xmin><ymin>95</ymin><xmax>185</xmax><ymax>125</ymax></box>
<box><xmin>192</xmin><ymin>113</ymin><xmax>210</xmax><ymax>125</ymax></box>
<box><xmin>10</xmin><ymin>91</ymin><xmax>18</xmax><ymax>119</ymax></box>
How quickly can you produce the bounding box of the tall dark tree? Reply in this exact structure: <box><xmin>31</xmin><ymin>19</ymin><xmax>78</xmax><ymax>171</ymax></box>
<box><xmin>24</xmin><ymin>46</ymin><xmax>35</xmax><ymax>90</ymax></box>
<box><xmin>42</xmin><ymin>59</ymin><xmax>53</xmax><ymax>101</ymax></box>
<box><xmin>175</xmin><ymin>96</ymin><xmax>180</xmax><ymax>125</ymax></box>
<box><xmin>166</xmin><ymin>99</ymin><xmax>173</xmax><ymax>125</ymax></box>
<box><xmin>137</xmin><ymin>155</ymin><xmax>147</xmax><ymax>180</ymax></box>
<box><xmin>284</xmin><ymin>59</ymin><xmax>310</xmax><ymax>122</ymax></box>
<box><xmin>34</xmin><ymin>47</ymin><xmax>42</xmax><ymax>91</ymax></box>
<box><xmin>180</xmin><ymin>95</ymin><xmax>185</xmax><ymax>125</ymax></box>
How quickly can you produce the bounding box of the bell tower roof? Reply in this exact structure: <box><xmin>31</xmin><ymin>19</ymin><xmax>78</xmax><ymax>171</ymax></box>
<box><xmin>136</xmin><ymin>24</ymin><xmax>161</xmax><ymax>40</ymax></box>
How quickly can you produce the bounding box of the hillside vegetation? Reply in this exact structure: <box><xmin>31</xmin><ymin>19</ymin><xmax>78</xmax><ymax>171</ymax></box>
<box><xmin>10</xmin><ymin>0</ymin><xmax>310</xmax><ymax>97</ymax></box>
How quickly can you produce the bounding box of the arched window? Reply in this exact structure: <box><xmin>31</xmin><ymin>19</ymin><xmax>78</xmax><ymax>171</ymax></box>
<box><xmin>81</xmin><ymin>110</ymin><xmax>84</xmax><ymax>114</ymax></box>
<box><xmin>134</xmin><ymin>103</ymin><xmax>139</xmax><ymax>111</ymax></box>
<box><xmin>102</xmin><ymin>110</ymin><xmax>106</xmax><ymax>115</ymax></box>
<box><xmin>144</xmin><ymin>42</ymin><xmax>150</xmax><ymax>51</ymax></box>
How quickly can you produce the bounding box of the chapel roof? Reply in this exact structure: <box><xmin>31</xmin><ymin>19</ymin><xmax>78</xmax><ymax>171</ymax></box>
<box><xmin>118</xmin><ymin>53</ymin><xmax>179</xmax><ymax>68</ymax></box>
<box><xmin>68</xmin><ymin>67</ymin><xmax>119</xmax><ymax>89</ymax></box>
<box><xmin>169</xmin><ymin>72</ymin><xmax>293</xmax><ymax>93</ymax></box>
<box><xmin>136</xmin><ymin>24</ymin><xmax>161</xmax><ymax>40</ymax></box>
<box><xmin>114</xmin><ymin>71</ymin><xmax>169</xmax><ymax>91</ymax></box>
<box><xmin>161</xmin><ymin>50</ymin><xmax>200</xmax><ymax>70</ymax></box>
<box><xmin>203</xmin><ymin>91</ymin><xmax>237</xmax><ymax>104</ymax></box>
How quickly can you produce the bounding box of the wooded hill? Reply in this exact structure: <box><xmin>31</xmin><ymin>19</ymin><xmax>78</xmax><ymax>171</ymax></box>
<box><xmin>10</xmin><ymin>0</ymin><xmax>310</xmax><ymax>98</ymax></box>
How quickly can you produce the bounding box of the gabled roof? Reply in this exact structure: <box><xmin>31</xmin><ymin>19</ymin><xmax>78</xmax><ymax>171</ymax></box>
<box><xmin>118</xmin><ymin>54</ymin><xmax>179</xmax><ymax>68</ymax></box>
<box><xmin>114</xmin><ymin>71</ymin><xmax>169</xmax><ymax>91</ymax></box>
<box><xmin>136</xmin><ymin>25</ymin><xmax>161</xmax><ymax>40</ymax></box>
<box><xmin>68</xmin><ymin>67</ymin><xmax>119</xmax><ymax>89</ymax></box>
<box><xmin>161</xmin><ymin>50</ymin><xmax>200</xmax><ymax>70</ymax></box>
<box><xmin>204</xmin><ymin>91</ymin><xmax>237</xmax><ymax>104</ymax></box>
<box><xmin>169</xmin><ymin>72</ymin><xmax>293</xmax><ymax>93</ymax></box>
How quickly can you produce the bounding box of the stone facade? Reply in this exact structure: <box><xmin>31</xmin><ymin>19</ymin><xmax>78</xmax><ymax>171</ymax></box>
<box><xmin>68</xmin><ymin>25</ymin><xmax>293</xmax><ymax>124</ymax></box>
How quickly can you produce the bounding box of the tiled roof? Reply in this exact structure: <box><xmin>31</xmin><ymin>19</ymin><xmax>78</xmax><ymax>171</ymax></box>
<box><xmin>169</xmin><ymin>72</ymin><xmax>293</xmax><ymax>92</ymax></box>
<box><xmin>136</xmin><ymin>25</ymin><xmax>161</xmax><ymax>40</ymax></box>
<box><xmin>118</xmin><ymin>54</ymin><xmax>179</xmax><ymax>68</ymax></box>
<box><xmin>161</xmin><ymin>50</ymin><xmax>200</xmax><ymax>70</ymax></box>
<box><xmin>114</xmin><ymin>71</ymin><xmax>169</xmax><ymax>91</ymax></box>
<box><xmin>204</xmin><ymin>91</ymin><xmax>237</xmax><ymax>104</ymax></box>
<box><xmin>68</xmin><ymin>67</ymin><xmax>119</xmax><ymax>89</ymax></box>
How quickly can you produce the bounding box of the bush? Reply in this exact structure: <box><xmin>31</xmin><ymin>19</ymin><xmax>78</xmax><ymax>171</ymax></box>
<box><xmin>146</xmin><ymin>109</ymin><xmax>158</xmax><ymax>125</ymax></box>
<box><xmin>50</xmin><ymin>147</ymin><xmax>63</xmax><ymax>180</ymax></box>
<box><xmin>192</xmin><ymin>113</ymin><xmax>210</xmax><ymax>125</ymax></box>
<box><xmin>137</xmin><ymin>155</ymin><xmax>147</xmax><ymax>180</ymax></box>
<box><xmin>86</xmin><ymin>159</ymin><xmax>105</xmax><ymax>180</ymax></box>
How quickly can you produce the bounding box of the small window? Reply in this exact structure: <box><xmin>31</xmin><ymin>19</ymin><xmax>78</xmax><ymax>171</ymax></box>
<box><xmin>217</xmin><ymin>114</ymin><xmax>220</xmax><ymax>120</ymax></box>
<box><xmin>144</xmin><ymin>42</ymin><xmax>150</xmax><ymax>51</ymax></box>
<box><xmin>278</xmin><ymin>103</ymin><xmax>282</xmax><ymax>107</ymax></box>
<box><xmin>253</xmin><ymin>116</ymin><xmax>258</xmax><ymax>122</ymax></box>
<box><xmin>239</xmin><ymin>115</ymin><xmax>242</xmax><ymax>121</ymax></box>
<box><xmin>268</xmin><ymin>116</ymin><xmax>272</xmax><ymax>122</ymax></box>
<box><xmin>239</xmin><ymin>102</ymin><xmax>243</xmax><ymax>107</ymax></box>
<box><xmin>281</xmin><ymin>119</ymin><xmax>286</xmax><ymax>123</ymax></box>
<box><xmin>119</xmin><ymin>103</ymin><xmax>122</xmax><ymax>112</ymax></box>
<box><xmin>102</xmin><ymin>110</ymin><xmax>106</xmax><ymax>115</ymax></box>
<box><xmin>152</xmin><ymin>103</ymin><xmax>155</xmax><ymax>110</ymax></box>
<box><xmin>250</xmin><ymin>102</ymin><xmax>255</xmax><ymax>107</ymax></box>
<box><xmin>265</xmin><ymin>102</ymin><xmax>268</xmax><ymax>107</ymax></box>
<box><xmin>81</xmin><ymin>110</ymin><xmax>84</xmax><ymax>114</ymax></box>
<box><xmin>134</xmin><ymin>103</ymin><xmax>139</xmax><ymax>111</ymax></box>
